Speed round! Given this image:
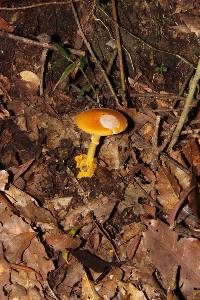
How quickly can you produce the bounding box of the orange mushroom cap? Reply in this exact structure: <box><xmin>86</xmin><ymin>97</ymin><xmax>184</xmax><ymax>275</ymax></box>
<box><xmin>74</xmin><ymin>108</ymin><xmax>127</xmax><ymax>136</ymax></box>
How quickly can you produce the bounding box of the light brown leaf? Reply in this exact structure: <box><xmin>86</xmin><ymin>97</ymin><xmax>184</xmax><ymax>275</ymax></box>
<box><xmin>156</xmin><ymin>167</ymin><xmax>180</xmax><ymax>210</ymax></box>
<box><xmin>45</xmin><ymin>232</ymin><xmax>81</xmax><ymax>251</ymax></box>
<box><xmin>82</xmin><ymin>271</ymin><xmax>102</xmax><ymax>300</ymax></box>
<box><xmin>118</xmin><ymin>281</ymin><xmax>144</xmax><ymax>300</ymax></box>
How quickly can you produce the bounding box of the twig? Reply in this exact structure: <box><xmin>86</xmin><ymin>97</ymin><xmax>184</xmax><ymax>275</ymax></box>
<box><xmin>133</xmin><ymin>179</ymin><xmax>163</xmax><ymax>210</ymax></box>
<box><xmin>111</xmin><ymin>0</ymin><xmax>126</xmax><ymax>96</ymax></box>
<box><xmin>160</xmin><ymin>152</ymin><xmax>191</xmax><ymax>175</ymax></box>
<box><xmin>151</xmin><ymin>115</ymin><xmax>161</xmax><ymax>172</ymax></box>
<box><xmin>0</xmin><ymin>30</ymin><xmax>85</xmax><ymax>56</ymax></box>
<box><xmin>37</xmin><ymin>34</ymin><xmax>51</xmax><ymax>96</ymax></box>
<box><xmin>98</xmin><ymin>6</ymin><xmax>195</xmax><ymax>68</ymax></box>
<box><xmin>168</xmin><ymin>57</ymin><xmax>200</xmax><ymax>150</ymax></box>
<box><xmin>0</xmin><ymin>1</ymin><xmax>79</xmax><ymax>11</ymax></box>
<box><xmin>70</xmin><ymin>0</ymin><xmax>120</xmax><ymax>107</ymax></box>
<box><xmin>173</xmin><ymin>67</ymin><xmax>194</xmax><ymax>108</ymax></box>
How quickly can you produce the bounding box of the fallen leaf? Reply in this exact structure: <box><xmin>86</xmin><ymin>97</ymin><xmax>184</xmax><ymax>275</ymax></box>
<box><xmin>62</xmin><ymin>195</ymin><xmax>117</xmax><ymax>230</ymax></box>
<box><xmin>118</xmin><ymin>281</ymin><xmax>144</xmax><ymax>300</ymax></box>
<box><xmin>45</xmin><ymin>232</ymin><xmax>81</xmax><ymax>251</ymax></box>
<box><xmin>143</xmin><ymin>219</ymin><xmax>200</xmax><ymax>297</ymax></box>
<box><xmin>0</xmin><ymin>17</ymin><xmax>13</xmax><ymax>32</ymax></box>
<box><xmin>180</xmin><ymin>15</ymin><xmax>200</xmax><ymax>37</ymax></box>
<box><xmin>156</xmin><ymin>166</ymin><xmax>180</xmax><ymax>210</ymax></box>
<box><xmin>82</xmin><ymin>271</ymin><xmax>102</xmax><ymax>300</ymax></box>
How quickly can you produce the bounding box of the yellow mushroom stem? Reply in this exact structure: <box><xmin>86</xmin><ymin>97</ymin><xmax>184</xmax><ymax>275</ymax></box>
<box><xmin>74</xmin><ymin>134</ymin><xmax>101</xmax><ymax>179</ymax></box>
<box><xmin>86</xmin><ymin>134</ymin><xmax>100</xmax><ymax>167</ymax></box>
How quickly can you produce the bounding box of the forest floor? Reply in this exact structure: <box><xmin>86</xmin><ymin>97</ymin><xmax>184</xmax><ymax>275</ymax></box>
<box><xmin>0</xmin><ymin>0</ymin><xmax>200</xmax><ymax>299</ymax></box>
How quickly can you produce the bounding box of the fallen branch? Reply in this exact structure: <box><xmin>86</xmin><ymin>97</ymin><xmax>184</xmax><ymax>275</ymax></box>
<box><xmin>168</xmin><ymin>57</ymin><xmax>200</xmax><ymax>150</ymax></box>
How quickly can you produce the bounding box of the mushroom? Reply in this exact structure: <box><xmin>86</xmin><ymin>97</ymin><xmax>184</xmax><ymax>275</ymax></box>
<box><xmin>74</xmin><ymin>108</ymin><xmax>127</xmax><ymax>179</ymax></box>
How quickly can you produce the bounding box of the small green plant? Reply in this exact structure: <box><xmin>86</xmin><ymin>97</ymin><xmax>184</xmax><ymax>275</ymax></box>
<box><xmin>155</xmin><ymin>64</ymin><xmax>168</xmax><ymax>75</ymax></box>
<box><xmin>52</xmin><ymin>43</ymin><xmax>96</xmax><ymax>98</ymax></box>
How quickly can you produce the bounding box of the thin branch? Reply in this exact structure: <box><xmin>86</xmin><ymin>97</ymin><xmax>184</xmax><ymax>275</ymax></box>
<box><xmin>168</xmin><ymin>57</ymin><xmax>200</xmax><ymax>150</ymax></box>
<box><xmin>111</xmin><ymin>0</ymin><xmax>126</xmax><ymax>95</ymax></box>
<box><xmin>0</xmin><ymin>30</ymin><xmax>85</xmax><ymax>56</ymax></box>
<box><xmin>70</xmin><ymin>0</ymin><xmax>120</xmax><ymax>107</ymax></box>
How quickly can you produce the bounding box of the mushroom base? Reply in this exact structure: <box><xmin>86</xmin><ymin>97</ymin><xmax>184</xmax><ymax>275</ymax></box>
<box><xmin>74</xmin><ymin>154</ymin><xmax>97</xmax><ymax>179</ymax></box>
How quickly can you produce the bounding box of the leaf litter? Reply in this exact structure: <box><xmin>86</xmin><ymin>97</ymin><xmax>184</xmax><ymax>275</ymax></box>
<box><xmin>0</xmin><ymin>0</ymin><xmax>200</xmax><ymax>299</ymax></box>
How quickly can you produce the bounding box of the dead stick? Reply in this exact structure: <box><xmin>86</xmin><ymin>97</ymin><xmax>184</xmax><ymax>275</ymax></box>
<box><xmin>0</xmin><ymin>30</ymin><xmax>85</xmax><ymax>56</ymax></box>
<box><xmin>111</xmin><ymin>0</ymin><xmax>126</xmax><ymax>95</ymax></box>
<box><xmin>168</xmin><ymin>58</ymin><xmax>200</xmax><ymax>150</ymax></box>
<box><xmin>70</xmin><ymin>0</ymin><xmax>120</xmax><ymax>107</ymax></box>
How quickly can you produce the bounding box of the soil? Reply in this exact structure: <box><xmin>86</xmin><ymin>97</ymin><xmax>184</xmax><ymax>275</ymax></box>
<box><xmin>0</xmin><ymin>0</ymin><xmax>200</xmax><ymax>299</ymax></box>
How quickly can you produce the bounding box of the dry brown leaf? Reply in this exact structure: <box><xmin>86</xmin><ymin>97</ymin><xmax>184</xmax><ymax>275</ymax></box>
<box><xmin>62</xmin><ymin>195</ymin><xmax>117</xmax><ymax>230</ymax></box>
<box><xmin>5</xmin><ymin>184</ymin><xmax>56</xmax><ymax>226</ymax></box>
<box><xmin>143</xmin><ymin>219</ymin><xmax>200</xmax><ymax>297</ymax></box>
<box><xmin>0</xmin><ymin>17</ymin><xmax>13</xmax><ymax>32</ymax></box>
<box><xmin>45</xmin><ymin>232</ymin><xmax>81</xmax><ymax>251</ymax></box>
<box><xmin>156</xmin><ymin>167</ymin><xmax>180</xmax><ymax>210</ymax></box>
<box><xmin>10</xmin><ymin>159</ymin><xmax>34</xmax><ymax>182</ymax></box>
<box><xmin>53</xmin><ymin>259</ymin><xmax>83</xmax><ymax>297</ymax></box>
<box><xmin>82</xmin><ymin>271</ymin><xmax>102</xmax><ymax>300</ymax></box>
<box><xmin>180</xmin><ymin>15</ymin><xmax>200</xmax><ymax>37</ymax></box>
<box><xmin>118</xmin><ymin>281</ymin><xmax>144</xmax><ymax>300</ymax></box>
<box><xmin>167</xmin><ymin>151</ymin><xmax>192</xmax><ymax>190</ymax></box>
<box><xmin>5</xmin><ymin>232</ymin><xmax>36</xmax><ymax>263</ymax></box>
